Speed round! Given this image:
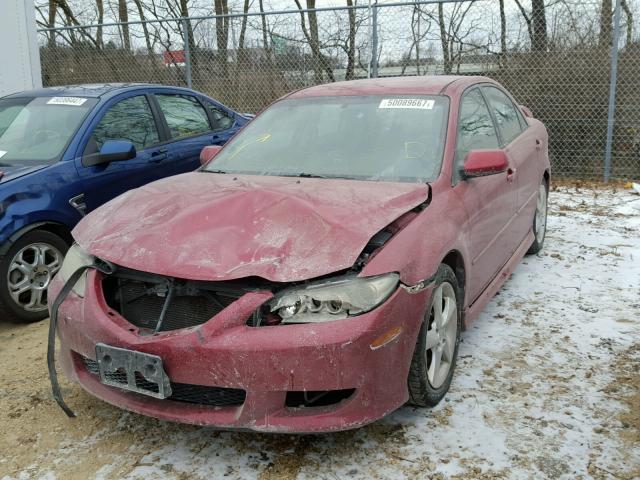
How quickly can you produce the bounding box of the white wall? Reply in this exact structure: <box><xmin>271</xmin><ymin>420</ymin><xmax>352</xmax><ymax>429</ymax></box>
<box><xmin>0</xmin><ymin>0</ymin><xmax>42</xmax><ymax>97</ymax></box>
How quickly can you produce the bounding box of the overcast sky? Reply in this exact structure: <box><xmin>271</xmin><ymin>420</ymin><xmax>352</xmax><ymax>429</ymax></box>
<box><xmin>35</xmin><ymin>0</ymin><xmax>637</xmax><ymax>65</ymax></box>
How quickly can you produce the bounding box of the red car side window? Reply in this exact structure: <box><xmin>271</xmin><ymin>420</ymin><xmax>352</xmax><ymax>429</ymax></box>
<box><xmin>482</xmin><ymin>86</ymin><xmax>526</xmax><ymax>146</ymax></box>
<box><xmin>454</xmin><ymin>89</ymin><xmax>500</xmax><ymax>181</ymax></box>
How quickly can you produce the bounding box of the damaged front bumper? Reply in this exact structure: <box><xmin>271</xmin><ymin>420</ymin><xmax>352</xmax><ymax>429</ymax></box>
<box><xmin>51</xmin><ymin>270</ymin><xmax>431</xmax><ymax>433</ymax></box>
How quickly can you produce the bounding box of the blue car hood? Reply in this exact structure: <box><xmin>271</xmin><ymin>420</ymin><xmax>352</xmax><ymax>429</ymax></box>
<box><xmin>0</xmin><ymin>164</ymin><xmax>49</xmax><ymax>184</ymax></box>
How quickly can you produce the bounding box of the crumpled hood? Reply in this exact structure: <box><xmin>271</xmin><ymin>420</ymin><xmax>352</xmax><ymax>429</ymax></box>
<box><xmin>73</xmin><ymin>172</ymin><xmax>429</xmax><ymax>282</ymax></box>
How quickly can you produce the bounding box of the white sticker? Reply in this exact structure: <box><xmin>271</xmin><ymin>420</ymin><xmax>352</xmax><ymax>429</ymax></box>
<box><xmin>379</xmin><ymin>98</ymin><xmax>435</xmax><ymax>110</ymax></box>
<box><xmin>47</xmin><ymin>97</ymin><xmax>88</xmax><ymax>106</ymax></box>
<box><xmin>0</xmin><ymin>150</ymin><xmax>6</xmax><ymax>159</ymax></box>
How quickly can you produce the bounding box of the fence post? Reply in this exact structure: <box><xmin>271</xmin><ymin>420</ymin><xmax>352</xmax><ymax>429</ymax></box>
<box><xmin>371</xmin><ymin>2</ymin><xmax>378</xmax><ymax>78</ymax></box>
<box><xmin>604</xmin><ymin>0</ymin><xmax>622</xmax><ymax>183</ymax></box>
<box><xmin>181</xmin><ymin>17</ymin><xmax>193</xmax><ymax>89</ymax></box>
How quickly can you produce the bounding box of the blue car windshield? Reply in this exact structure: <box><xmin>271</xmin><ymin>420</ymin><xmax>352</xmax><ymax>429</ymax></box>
<box><xmin>0</xmin><ymin>96</ymin><xmax>97</xmax><ymax>165</ymax></box>
<box><xmin>205</xmin><ymin>95</ymin><xmax>450</xmax><ymax>183</ymax></box>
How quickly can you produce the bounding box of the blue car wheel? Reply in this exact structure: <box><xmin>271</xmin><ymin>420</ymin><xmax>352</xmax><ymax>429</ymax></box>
<box><xmin>0</xmin><ymin>230</ymin><xmax>68</xmax><ymax>323</ymax></box>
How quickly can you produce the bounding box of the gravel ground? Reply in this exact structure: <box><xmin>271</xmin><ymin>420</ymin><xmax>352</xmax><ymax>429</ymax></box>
<box><xmin>1</xmin><ymin>185</ymin><xmax>639</xmax><ymax>480</ymax></box>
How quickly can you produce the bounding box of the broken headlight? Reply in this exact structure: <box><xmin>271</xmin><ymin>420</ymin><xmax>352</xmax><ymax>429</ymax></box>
<box><xmin>58</xmin><ymin>244</ymin><xmax>94</xmax><ymax>297</ymax></box>
<box><xmin>267</xmin><ymin>273</ymin><xmax>399</xmax><ymax>324</ymax></box>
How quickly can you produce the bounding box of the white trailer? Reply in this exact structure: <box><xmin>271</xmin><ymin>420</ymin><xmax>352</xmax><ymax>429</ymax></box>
<box><xmin>0</xmin><ymin>0</ymin><xmax>42</xmax><ymax>97</ymax></box>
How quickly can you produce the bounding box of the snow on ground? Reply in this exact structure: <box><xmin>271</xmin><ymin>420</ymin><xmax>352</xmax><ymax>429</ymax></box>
<box><xmin>1</xmin><ymin>185</ymin><xmax>639</xmax><ymax>480</ymax></box>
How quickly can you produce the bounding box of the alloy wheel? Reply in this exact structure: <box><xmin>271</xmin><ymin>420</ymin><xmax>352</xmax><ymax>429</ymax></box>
<box><xmin>535</xmin><ymin>183</ymin><xmax>548</xmax><ymax>244</ymax></box>
<box><xmin>7</xmin><ymin>242</ymin><xmax>63</xmax><ymax>312</ymax></box>
<box><xmin>424</xmin><ymin>282</ymin><xmax>458</xmax><ymax>389</ymax></box>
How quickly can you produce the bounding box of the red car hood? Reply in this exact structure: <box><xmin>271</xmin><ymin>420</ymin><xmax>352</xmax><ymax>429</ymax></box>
<box><xmin>73</xmin><ymin>173</ymin><xmax>429</xmax><ymax>282</ymax></box>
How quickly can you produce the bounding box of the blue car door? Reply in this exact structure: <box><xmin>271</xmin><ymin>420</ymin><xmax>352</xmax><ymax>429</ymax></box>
<box><xmin>75</xmin><ymin>92</ymin><xmax>169</xmax><ymax>213</ymax></box>
<box><xmin>151</xmin><ymin>92</ymin><xmax>239</xmax><ymax>175</ymax></box>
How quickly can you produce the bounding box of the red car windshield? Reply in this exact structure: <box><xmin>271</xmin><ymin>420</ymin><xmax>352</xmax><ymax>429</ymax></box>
<box><xmin>207</xmin><ymin>95</ymin><xmax>449</xmax><ymax>182</ymax></box>
<box><xmin>0</xmin><ymin>96</ymin><xmax>96</xmax><ymax>165</ymax></box>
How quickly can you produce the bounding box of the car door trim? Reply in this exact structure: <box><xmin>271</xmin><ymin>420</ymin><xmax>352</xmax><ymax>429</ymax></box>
<box><xmin>146</xmin><ymin>93</ymin><xmax>171</xmax><ymax>143</ymax></box>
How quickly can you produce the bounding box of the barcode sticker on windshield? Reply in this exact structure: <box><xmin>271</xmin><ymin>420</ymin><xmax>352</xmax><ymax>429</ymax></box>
<box><xmin>47</xmin><ymin>97</ymin><xmax>87</xmax><ymax>106</ymax></box>
<box><xmin>379</xmin><ymin>99</ymin><xmax>435</xmax><ymax>110</ymax></box>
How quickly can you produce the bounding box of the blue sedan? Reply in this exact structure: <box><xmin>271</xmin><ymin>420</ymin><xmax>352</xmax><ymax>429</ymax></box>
<box><xmin>0</xmin><ymin>83</ymin><xmax>249</xmax><ymax>322</ymax></box>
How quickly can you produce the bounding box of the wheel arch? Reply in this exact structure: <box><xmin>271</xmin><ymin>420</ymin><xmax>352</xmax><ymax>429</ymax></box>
<box><xmin>0</xmin><ymin>222</ymin><xmax>73</xmax><ymax>256</ymax></box>
<box><xmin>440</xmin><ymin>249</ymin><xmax>467</xmax><ymax>328</ymax></box>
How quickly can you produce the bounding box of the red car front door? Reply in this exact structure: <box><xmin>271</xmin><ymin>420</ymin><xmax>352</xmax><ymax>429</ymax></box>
<box><xmin>453</xmin><ymin>88</ymin><xmax>518</xmax><ymax>302</ymax></box>
<box><xmin>482</xmin><ymin>86</ymin><xmax>540</xmax><ymax>248</ymax></box>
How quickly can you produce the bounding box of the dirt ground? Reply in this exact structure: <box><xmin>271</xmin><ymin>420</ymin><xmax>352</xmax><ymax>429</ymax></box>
<box><xmin>1</xmin><ymin>185</ymin><xmax>639</xmax><ymax>480</ymax></box>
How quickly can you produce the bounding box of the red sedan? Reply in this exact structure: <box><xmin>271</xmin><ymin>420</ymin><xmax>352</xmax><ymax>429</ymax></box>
<box><xmin>49</xmin><ymin>76</ymin><xmax>550</xmax><ymax>433</ymax></box>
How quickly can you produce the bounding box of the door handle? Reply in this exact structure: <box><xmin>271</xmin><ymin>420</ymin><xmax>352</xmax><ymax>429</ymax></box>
<box><xmin>150</xmin><ymin>148</ymin><xmax>168</xmax><ymax>162</ymax></box>
<box><xmin>507</xmin><ymin>167</ymin><xmax>517</xmax><ymax>182</ymax></box>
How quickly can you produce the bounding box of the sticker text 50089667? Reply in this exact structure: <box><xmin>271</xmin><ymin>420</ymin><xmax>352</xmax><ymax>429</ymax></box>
<box><xmin>46</xmin><ymin>97</ymin><xmax>88</xmax><ymax>107</ymax></box>
<box><xmin>379</xmin><ymin>99</ymin><xmax>435</xmax><ymax>110</ymax></box>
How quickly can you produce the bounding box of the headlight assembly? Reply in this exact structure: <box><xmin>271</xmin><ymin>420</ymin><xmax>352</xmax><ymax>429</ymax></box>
<box><xmin>58</xmin><ymin>244</ymin><xmax>95</xmax><ymax>297</ymax></box>
<box><xmin>267</xmin><ymin>273</ymin><xmax>400</xmax><ymax>324</ymax></box>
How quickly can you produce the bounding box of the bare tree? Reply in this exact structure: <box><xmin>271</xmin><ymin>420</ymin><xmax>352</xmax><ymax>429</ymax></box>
<box><xmin>438</xmin><ymin>3</ymin><xmax>450</xmax><ymax>73</ymax></box>
<box><xmin>531</xmin><ymin>0</ymin><xmax>547</xmax><ymax>51</ymax></box>
<box><xmin>258</xmin><ymin>0</ymin><xmax>272</xmax><ymax>60</ymax></box>
<box><xmin>600</xmin><ymin>0</ymin><xmax>634</xmax><ymax>47</ymax></box>
<box><xmin>621</xmin><ymin>0</ymin><xmax>633</xmax><ymax>46</ymax></box>
<box><xmin>514</xmin><ymin>0</ymin><xmax>534</xmax><ymax>42</ymax></box>
<box><xmin>132</xmin><ymin>0</ymin><xmax>154</xmax><ymax>53</ymax></box>
<box><xmin>52</xmin><ymin>0</ymin><xmax>99</xmax><ymax>46</ymax></box>
<box><xmin>431</xmin><ymin>1</ymin><xmax>478</xmax><ymax>74</ymax></box>
<box><xmin>118</xmin><ymin>0</ymin><xmax>131</xmax><ymax>50</ymax></box>
<box><xmin>48</xmin><ymin>0</ymin><xmax>57</xmax><ymax>47</ymax></box>
<box><xmin>238</xmin><ymin>0</ymin><xmax>251</xmax><ymax>52</ymax></box>
<box><xmin>499</xmin><ymin>0</ymin><xmax>507</xmax><ymax>58</ymax></box>
<box><xmin>137</xmin><ymin>0</ymin><xmax>186</xmax><ymax>62</ymax></box>
<box><xmin>294</xmin><ymin>0</ymin><xmax>335</xmax><ymax>82</ymax></box>
<box><xmin>402</xmin><ymin>5</ymin><xmax>432</xmax><ymax>75</ymax></box>
<box><xmin>95</xmin><ymin>0</ymin><xmax>104</xmax><ymax>48</ymax></box>
<box><xmin>345</xmin><ymin>0</ymin><xmax>356</xmax><ymax>80</ymax></box>
<box><xmin>599</xmin><ymin>0</ymin><xmax>613</xmax><ymax>47</ymax></box>
<box><xmin>514</xmin><ymin>0</ymin><xmax>548</xmax><ymax>51</ymax></box>
<box><xmin>214</xmin><ymin>0</ymin><xmax>230</xmax><ymax>76</ymax></box>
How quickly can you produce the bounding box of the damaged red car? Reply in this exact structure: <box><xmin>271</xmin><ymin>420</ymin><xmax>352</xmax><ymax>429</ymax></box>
<box><xmin>49</xmin><ymin>76</ymin><xmax>550</xmax><ymax>433</ymax></box>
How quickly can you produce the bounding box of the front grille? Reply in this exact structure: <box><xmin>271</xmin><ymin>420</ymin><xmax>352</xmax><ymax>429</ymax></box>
<box><xmin>82</xmin><ymin>356</ymin><xmax>246</xmax><ymax>407</ymax></box>
<box><xmin>102</xmin><ymin>269</ymin><xmax>249</xmax><ymax>332</ymax></box>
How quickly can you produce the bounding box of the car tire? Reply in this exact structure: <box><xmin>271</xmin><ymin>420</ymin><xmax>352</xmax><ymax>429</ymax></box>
<box><xmin>408</xmin><ymin>264</ymin><xmax>462</xmax><ymax>407</ymax></box>
<box><xmin>527</xmin><ymin>178</ymin><xmax>549</xmax><ymax>255</ymax></box>
<box><xmin>0</xmin><ymin>230</ymin><xmax>68</xmax><ymax>323</ymax></box>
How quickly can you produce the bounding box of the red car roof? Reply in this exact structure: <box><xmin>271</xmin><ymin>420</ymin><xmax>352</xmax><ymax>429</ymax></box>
<box><xmin>288</xmin><ymin>75</ymin><xmax>492</xmax><ymax>99</ymax></box>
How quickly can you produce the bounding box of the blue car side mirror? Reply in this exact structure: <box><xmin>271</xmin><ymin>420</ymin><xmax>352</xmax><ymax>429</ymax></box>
<box><xmin>84</xmin><ymin>140</ymin><xmax>136</xmax><ymax>167</ymax></box>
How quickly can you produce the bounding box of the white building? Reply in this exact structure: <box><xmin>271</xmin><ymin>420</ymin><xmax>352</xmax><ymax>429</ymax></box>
<box><xmin>0</xmin><ymin>0</ymin><xmax>41</xmax><ymax>96</ymax></box>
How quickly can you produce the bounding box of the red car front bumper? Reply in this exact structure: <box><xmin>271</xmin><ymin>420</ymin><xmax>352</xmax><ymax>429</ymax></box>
<box><xmin>52</xmin><ymin>271</ymin><xmax>430</xmax><ymax>433</ymax></box>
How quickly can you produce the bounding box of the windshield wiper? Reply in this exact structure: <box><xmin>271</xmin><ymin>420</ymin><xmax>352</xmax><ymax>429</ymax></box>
<box><xmin>204</xmin><ymin>169</ymin><xmax>227</xmax><ymax>174</ymax></box>
<box><xmin>281</xmin><ymin>172</ymin><xmax>328</xmax><ymax>179</ymax></box>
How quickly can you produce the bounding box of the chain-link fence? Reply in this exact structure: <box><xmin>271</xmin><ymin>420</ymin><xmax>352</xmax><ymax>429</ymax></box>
<box><xmin>37</xmin><ymin>0</ymin><xmax>640</xmax><ymax>180</ymax></box>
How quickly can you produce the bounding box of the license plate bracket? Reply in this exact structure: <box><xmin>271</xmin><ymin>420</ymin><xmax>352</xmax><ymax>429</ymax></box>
<box><xmin>95</xmin><ymin>343</ymin><xmax>172</xmax><ymax>399</ymax></box>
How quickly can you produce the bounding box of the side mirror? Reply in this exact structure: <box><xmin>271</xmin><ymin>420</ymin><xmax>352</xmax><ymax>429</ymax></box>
<box><xmin>84</xmin><ymin>140</ymin><xmax>136</xmax><ymax>167</ymax></box>
<box><xmin>200</xmin><ymin>145</ymin><xmax>223</xmax><ymax>166</ymax></box>
<box><xmin>519</xmin><ymin>105</ymin><xmax>533</xmax><ymax>118</ymax></box>
<box><xmin>463</xmin><ymin>150</ymin><xmax>509</xmax><ymax>178</ymax></box>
